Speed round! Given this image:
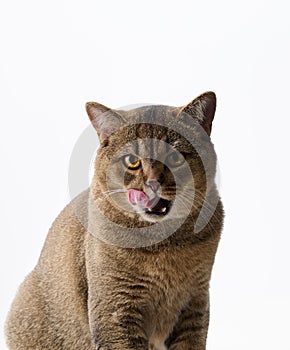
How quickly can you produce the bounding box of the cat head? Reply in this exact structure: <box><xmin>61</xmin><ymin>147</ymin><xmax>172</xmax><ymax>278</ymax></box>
<box><xmin>86</xmin><ymin>92</ymin><xmax>217</xmax><ymax>225</ymax></box>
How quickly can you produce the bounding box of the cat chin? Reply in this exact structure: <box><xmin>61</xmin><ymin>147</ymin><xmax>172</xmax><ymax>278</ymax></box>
<box><xmin>138</xmin><ymin>209</ymin><xmax>186</xmax><ymax>224</ymax></box>
<box><xmin>138</xmin><ymin>212</ymin><xmax>168</xmax><ymax>223</ymax></box>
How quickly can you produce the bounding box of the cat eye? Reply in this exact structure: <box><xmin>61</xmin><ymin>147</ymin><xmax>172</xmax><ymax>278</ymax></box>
<box><xmin>166</xmin><ymin>151</ymin><xmax>185</xmax><ymax>167</ymax></box>
<box><xmin>123</xmin><ymin>155</ymin><xmax>142</xmax><ymax>170</ymax></box>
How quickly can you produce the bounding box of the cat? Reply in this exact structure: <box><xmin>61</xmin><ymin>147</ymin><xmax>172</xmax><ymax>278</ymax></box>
<box><xmin>5</xmin><ymin>91</ymin><xmax>224</xmax><ymax>350</ymax></box>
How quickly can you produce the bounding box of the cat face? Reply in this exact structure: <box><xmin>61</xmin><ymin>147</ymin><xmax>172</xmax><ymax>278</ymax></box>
<box><xmin>87</xmin><ymin>92</ymin><xmax>217</xmax><ymax>224</ymax></box>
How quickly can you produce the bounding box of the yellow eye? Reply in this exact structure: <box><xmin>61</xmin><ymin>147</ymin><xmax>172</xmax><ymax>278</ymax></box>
<box><xmin>124</xmin><ymin>155</ymin><xmax>141</xmax><ymax>170</ymax></box>
<box><xmin>166</xmin><ymin>151</ymin><xmax>185</xmax><ymax>167</ymax></box>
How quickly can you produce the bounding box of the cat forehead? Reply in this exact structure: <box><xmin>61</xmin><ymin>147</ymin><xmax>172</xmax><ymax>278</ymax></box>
<box><xmin>113</xmin><ymin>136</ymin><xmax>193</xmax><ymax>160</ymax></box>
<box><xmin>100</xmin><ymin>104</ymin><xmax>200</xmax><ymax>155</ymax></box>
<box><xmin>118</xmin><ymin>104</ymin><xmax>179</xmax><ymax>119</ymax></box>
<box><xmin>117</xmin><ymin>105</ymin><xmax>198</xmax><ymax>141</ymax></box>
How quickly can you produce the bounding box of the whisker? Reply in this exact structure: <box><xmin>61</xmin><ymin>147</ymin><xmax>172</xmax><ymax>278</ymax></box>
<box><xmin>102</xmin><ymin>189</ymin><xmax>127</xmax><ymax>194</ymax></box>
<box><xmin>173</xmin><ymin>199</ymin><xmax>213</xmax><ymax>239</ymax></box>
<box><xmin>96</xmin><ymin>189</ymin><xmax>128</xmax><ymax>202</ymax></box>
<box><xmin>179</xmin><ymin>188</ymin><xmax>222</xmax><ymax>220</ymax></box>
<box><xmin>177</xmin><ymin>193</ymin><xmax>219</xmax><ymax>233</ymax></box>
<box><xmin>194</xmin><ymin>195</ymin><xmax>223</xmax><ymax>221</ymax></box>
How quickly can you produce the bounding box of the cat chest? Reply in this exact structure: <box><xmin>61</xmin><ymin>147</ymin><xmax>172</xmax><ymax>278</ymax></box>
<box><xmin>136</xmin><ymin>263</ymin><xmax>201</xmax><ymax>347</ymax></box>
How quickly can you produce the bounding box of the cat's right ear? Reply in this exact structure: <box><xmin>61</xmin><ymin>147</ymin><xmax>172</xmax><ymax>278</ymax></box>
<box><xmin>180</xmin><ymin>92</ymin><xmax>216</xmax><ymax>136</ymax></box>
<box><xmin>86</xmin><ymin>102</ymin><xmax>126</xmax><ymax>145</ymax></box>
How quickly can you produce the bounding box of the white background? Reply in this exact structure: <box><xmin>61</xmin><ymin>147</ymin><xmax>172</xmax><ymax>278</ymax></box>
<box><xmin>1</xmin><ymin>1</ymin><xmax>290</xmax><ymax>349</ymax></box>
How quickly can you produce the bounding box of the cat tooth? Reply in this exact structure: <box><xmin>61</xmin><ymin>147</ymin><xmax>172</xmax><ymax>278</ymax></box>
<box><xmin>148</xmin><ymin>208</ymin><xmax>152</xmax><ymax>212</ymax></box>
<box><xmin>161</xmin><ymin>207</ymin><xmax>167</xmax><ymax>213</ymax></box>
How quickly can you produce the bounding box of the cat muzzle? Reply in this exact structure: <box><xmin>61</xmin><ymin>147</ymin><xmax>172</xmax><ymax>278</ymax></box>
<box><xmin>128</xmin><ymin>189</ymin><xmax>172</xmax><ymax>216</ymax></box>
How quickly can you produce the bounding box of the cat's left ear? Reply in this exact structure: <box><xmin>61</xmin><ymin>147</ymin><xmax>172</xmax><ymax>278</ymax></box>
<box><xmin>86</xmin><ymin>102</ymin><xmax>126</xmax><ymax>145</ymax></box>
<box><xmin>180</xmin><ymin>91</ymin><xmax>216</xmax><ymax>135</ymax></box>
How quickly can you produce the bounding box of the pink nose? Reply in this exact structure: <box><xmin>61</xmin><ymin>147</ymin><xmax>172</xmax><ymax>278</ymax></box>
<box><xmin>146</xmin><ymin>180</ymin><xmax>160</xmax><ymax>193</ymax></box>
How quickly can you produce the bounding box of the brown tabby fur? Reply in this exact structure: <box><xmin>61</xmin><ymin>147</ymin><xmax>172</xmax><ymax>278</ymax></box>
<box><xmin>6</xmin><ymin>92</ymin><xmax>224</xmax><ymax>349</ymax></box>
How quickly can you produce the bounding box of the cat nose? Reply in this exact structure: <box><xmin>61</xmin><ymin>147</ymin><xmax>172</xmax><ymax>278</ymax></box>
<box><xmin>146</xmin><ymin>180</ymin><xmax>160</xmax><ymax>193</ymax></box>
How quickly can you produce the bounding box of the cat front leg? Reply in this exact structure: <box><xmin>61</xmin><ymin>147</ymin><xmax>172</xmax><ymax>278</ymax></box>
<box><xmin>166</xmin><ymin>294</ymin><xmax>210</xmax><ymax>350</ymax></box>
<box><xmin>88</xmin><ymin>297</ymin><xmax>149</xmax><ymax>350</ymax></box>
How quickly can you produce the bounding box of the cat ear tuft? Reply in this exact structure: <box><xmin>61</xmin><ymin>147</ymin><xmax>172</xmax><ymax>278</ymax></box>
<box><xmin>86</xmin><ymin>102</ymin><xmax>126</xmax><ymax>144</ymax></box>
<box><xmin>181</xmin><ymin>91</ymin><xmax>216</xmax><ymax>135</ymax></box>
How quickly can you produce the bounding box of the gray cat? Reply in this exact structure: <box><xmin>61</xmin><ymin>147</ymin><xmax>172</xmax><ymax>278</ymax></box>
<box><xmin>6</xmin><ymin>91</ymin><xmax>224</xmax><ymax>349</ymax></box>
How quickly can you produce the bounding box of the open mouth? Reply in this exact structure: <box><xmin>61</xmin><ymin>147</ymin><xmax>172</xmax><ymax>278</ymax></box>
<box><xmin>144</xmin><ymin>198</ymin><xmax>172</xmax><ymax>216</ymax></box>
<box><xmin>127</xmin><ymin>189</ymin><xmax>172</xmax><ymax>218</ymax></box>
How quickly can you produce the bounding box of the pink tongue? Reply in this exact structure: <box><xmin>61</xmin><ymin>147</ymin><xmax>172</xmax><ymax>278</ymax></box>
<box><xmin>128</xmin><ymin>189</ymin><xmax>159</xmax><ymax>209</ymax></box>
